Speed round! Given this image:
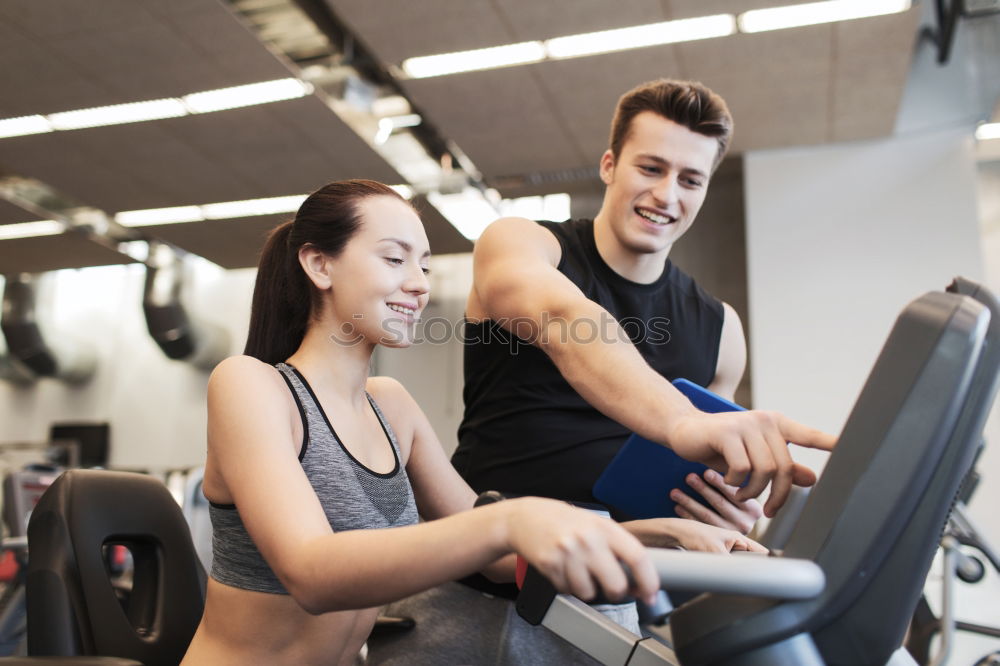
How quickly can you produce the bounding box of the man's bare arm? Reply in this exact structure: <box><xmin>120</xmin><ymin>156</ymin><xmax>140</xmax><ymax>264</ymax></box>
<box><xmin>472</xmin><ymin>218</ymin><xmax>835</xmax><ymax>516</ymax></box>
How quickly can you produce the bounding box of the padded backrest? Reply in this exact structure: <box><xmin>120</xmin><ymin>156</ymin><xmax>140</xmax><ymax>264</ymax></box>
<box><xmin>26</xmin><ymin>470</ymin><xmax>206</xmax><ymax>665</ymax></box>
<box><xmin>671</xmin><ymin>288</ymin><xmax>994</xmax><ymax>666</ymax></box>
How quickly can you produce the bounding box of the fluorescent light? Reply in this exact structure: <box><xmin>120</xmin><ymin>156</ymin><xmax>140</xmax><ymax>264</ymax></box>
<box><xmin>387</xmin><ymin>113</ymin><xmax>422</xmax><ymax>128</ymax></box>
<box><xmin>113</xmin><ymin>189</ymin><xmax>416</xmax><ymax>230</ymax></box>
<box><xmin>183</xmin><ymin>78</ymin><xmax>311</xmax><ymax>113</ymax></box>
<box><xmin>0</xmin><ymin>78</ymin><xmax>315</xmax><ymax>140</ymax></box>
<box><xmin>117</xmin><ymin>240</ymin><xmax>150</xmax><ymax>262</ymax></box>
<box><xmin>403</xmin><ymin>41</ymin><xmax>546</xmax><ymax>79</ymax></box>
<box><xmin>48</xmin><ymin>99</ymin><xmax>187</xmax><ymax>130</ymax></box>
<box><xmin>115</xmin><ymin>195</ymin><xmax>306</xmax><ymax>228</ymax></box>
<box><xmin>0</xmin><ymin>220</ymin><xmax>64</xmax><ymax>240</ymax></box>
<box><xmin>115</xmin><ymin>206</ymin><xmax>204</xmax><ymax>227</ymax></box>
<box><xmin>374</xmin><ymin>113</ymin><xmax>423</xmax><ymax>145</ymax></box>
<box><xmin>546</xmin><ymin>15</ymin><xmax>736</xmax><ymax>58</ymax></box>
<box><xmin>738</xmin><ymin>0</ymin><xmax>911</xmax><ymax>33</ymax></box>
<box><xmin>201</xmin><ymin>194</ymin><xmax>306</xmax><ymax>219</ymax></box>
<box><xmin>427</xmin><ymin>188</ymin><xmax>500</xmax><ymax>240</ymax></box>
<box><xmin>374</xmin><ymin>118</ymin><xmax>394</xmax><ymax>145</ymax></box>
<box><xmin>976</xmin><ymin>123</ymin><xmax>1000</xmax><ymax>141</ymax></box>
<box><xmin>0</xmin><ymin>115</ymin><xmax>53</xmax><ymax>138</ymax></box>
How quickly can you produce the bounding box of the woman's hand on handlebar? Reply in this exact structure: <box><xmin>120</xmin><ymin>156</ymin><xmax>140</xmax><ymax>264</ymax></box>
<box><xmin>502</xmin><ymin>497</ymin><xmax>659</xmax><ymax>606</ymax></box>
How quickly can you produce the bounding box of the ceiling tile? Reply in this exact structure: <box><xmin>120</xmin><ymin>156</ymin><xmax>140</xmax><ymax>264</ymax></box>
<box><xmin>534</xmin><ymin>45</ymin><xmax>685</xmax><ymax>163</ymax></box>
<box><xmin>0</xmin><ymin>0</ymin><xmax>154</xmax><ymax>39</ymax></box>
<box><xmin>144</xmin><ymin>215</ymin><xmax>287</xmax><ymax>269</ymax></box>
<box><xmin>0</xmin><ymin>124</ymin><xmax>256</xmax><ymax>213</ymax></box>
<box><xmin>262</xmin><ymin>97</ymin><xmax>403</xmax><ymax>184</ymax></box>
<box><xmin>495</xmin><ymin>0</ymin><xmax>667</xmax><ymax>42</ymax></box>
<box><xmin>0</xmin><ymin>200</ymin><xmax>41</xmax><ymax>225</ymax></box>
<box><xmin>0</xmin><ymin>233</ymin><xmax>136</xmax><ymax>274</ymax></box>
<box><xmin>0</xmin><ymin>96</ymin><xmax>401</xmax><ymax>215</ymax></box>
<box><xmin>662</xmin><ymin>0</ymin><xmax>821</xmax><ymax>19</ymax></box>
<box><xmin>160</xmin><ymin>5</ymin><xmax>295</xmax><ymax>83</ymax></box>
<box><xmin>676</xmin><ymin>27</ymin><xmax>833</xmax><ymax>151</ymax></box>
<box><xmin>0</xmin><ymin>22</ymin><xmax>116</xmax><ymax>117</ymax></box>
<box><xmin>831</xmin><ymin>9</ymin><xmax>922</xmax><ymax>142</ymax></box>
<box><xmin>404</xmin><ymin>67</ymin><xmax>584</xmax><ymax>178</ymax></box>
<box><xmin>326</xmin><ymin>0</ymin><xmax>513</xmax><ymax>63</ymax></box>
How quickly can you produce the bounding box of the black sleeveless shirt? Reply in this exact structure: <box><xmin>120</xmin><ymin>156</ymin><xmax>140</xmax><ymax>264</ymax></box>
<box><xmin>452</xmin><ymin>218</ymin><xmax>725</xmax><ymax>504</ymax></box>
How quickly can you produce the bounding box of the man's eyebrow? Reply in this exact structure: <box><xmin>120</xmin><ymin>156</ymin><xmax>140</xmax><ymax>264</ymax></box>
<box><xmin>378</xmin><ymin>237</ymin><xmax>431</xmax><ymax>259</ymax></box>
<box><xmin>636</xmin><ymin>154</ymin><xmax>708</xmax><ymax>179</ymax></box>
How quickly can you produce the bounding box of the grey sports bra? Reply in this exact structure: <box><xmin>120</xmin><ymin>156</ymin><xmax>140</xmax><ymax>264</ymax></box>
<box><xmin>209</xmin><ymin>363</ymin><xmax>419</xmax><ymax>594</ymax></box>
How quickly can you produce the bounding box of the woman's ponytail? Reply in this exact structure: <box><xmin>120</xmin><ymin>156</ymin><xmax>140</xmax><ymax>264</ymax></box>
<box><xmin>244</xmin><ymin>220</ymin><xmax>310</xmax><ymax>364</ymax></box>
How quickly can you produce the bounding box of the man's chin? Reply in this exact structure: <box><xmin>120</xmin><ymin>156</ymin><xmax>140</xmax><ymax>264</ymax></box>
<box><xmin>624</xmin><ymin>235</ymin><xmax>673</xmax><ymax>256</ymax></box>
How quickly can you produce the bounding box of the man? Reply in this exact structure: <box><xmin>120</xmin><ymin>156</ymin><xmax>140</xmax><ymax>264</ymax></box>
<box><xmin>367</xmin><ymin>79</ymin><xmax>834</xmax><ymax>666</ymax></box>
<box><xmin>452</xmin><ymin>78</ymin><xmax>834</xmax><ymax>532</ymax></box>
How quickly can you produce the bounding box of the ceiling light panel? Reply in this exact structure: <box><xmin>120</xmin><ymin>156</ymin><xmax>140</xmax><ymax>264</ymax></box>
<box><xmin>402</xmin><ymin>41</ymin><xmax>547</xmax><ymax>79</ymax></box>
<box><xmin>115</xmin><ymin>206</ymin><xmax>205</xmax><ymax>227</ymax></box>
<box><xmin>47</xmin><ymin>99</ymin><xmax>188</xmax><ymax>130</ymax></box>
<box><xmin>0</xmin><ymin>78</ymin><xmax>316</xmax><ymax>140</ymax></box>
<box><xmin>546</xmin><ymin>15</ymin><xmax>736</xmax><ymax>59</ymax></box>
<box><xmin>0</xmin><ymin>220</ymin><xmax>64</xmax><ymax>240</ymax></box>
<box><xmin>200</xmin><ymin>194</ymin><xmax>306</xmax><ymax>220</ymax></box>
<box><xmin>0</xmin><ymin>115</ymin><xmax>53</xmax><ymax>139</ymax></box>
<box><xmin>738</xmin><ymin>0</ymin><xmax>912</xmax><ymax>33</ymax></box>
<box><xmin>182</xmin><ymin>78</ymin><xmax>312</xmax><ymax>113</ymax></box>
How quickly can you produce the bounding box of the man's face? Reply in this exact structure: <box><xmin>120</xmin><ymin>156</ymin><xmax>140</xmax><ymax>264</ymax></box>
<box><xmin>599</xmin><ymin>111</ymin><xmax>718</xmax><ymax>257</ymax></box>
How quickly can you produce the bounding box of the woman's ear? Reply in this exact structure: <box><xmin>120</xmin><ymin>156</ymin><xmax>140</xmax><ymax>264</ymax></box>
<box><xmin>298</xmin><ymin>245</ymin><xmax>333</xmax><ymax>291</ymax></box>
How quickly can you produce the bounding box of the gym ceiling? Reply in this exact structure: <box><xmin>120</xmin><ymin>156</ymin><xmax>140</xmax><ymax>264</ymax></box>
<box><xmin>0</xmin><ymin>0</ymin><xmax>921</xmax><ymax>273</ymax></box>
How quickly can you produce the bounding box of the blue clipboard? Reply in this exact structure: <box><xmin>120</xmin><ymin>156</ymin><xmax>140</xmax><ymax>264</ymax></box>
<box><xmin>592</xmin><ymin>379</ymin><xmax>745</xmax><ymax>520</ymax></box>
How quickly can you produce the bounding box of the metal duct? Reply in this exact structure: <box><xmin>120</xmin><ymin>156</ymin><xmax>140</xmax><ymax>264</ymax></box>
<box><xmin>0</xmin><ymin>275</ymin><xmax>96</xmax><ymax>384</ymax></box>
<box><xmin>0</xmin><ymin>342</ymin><xmax>35</xmax><ymax>386</ymax></box>
<box><xmin>143</xmin><ymin>244</ymin><xmax>230</xmax><ymax>371</ymax></box>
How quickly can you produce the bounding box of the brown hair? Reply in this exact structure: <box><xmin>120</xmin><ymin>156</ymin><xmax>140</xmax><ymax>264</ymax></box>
<box><xmin>244</xmin><ymin>179</ymin><xmax>408</xmax><ymax>364</ymax></box>
<box><xmin>609</xmin><ymin>79</ymin><xmax>733</xmax><ymax>171</ymax></box>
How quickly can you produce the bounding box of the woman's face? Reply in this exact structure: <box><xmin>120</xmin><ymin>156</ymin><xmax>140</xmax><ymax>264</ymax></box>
<box><xmin>323</xmin><ymin>195</ymin><xmax>431</xmax><ymax>349</ymax></box>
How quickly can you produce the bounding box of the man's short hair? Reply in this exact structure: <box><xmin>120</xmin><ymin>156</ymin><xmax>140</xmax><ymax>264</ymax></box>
<box><xmin>609</xmin><ymin>79</ymin><xmax>733</xmax><ymax>171</ymax></box>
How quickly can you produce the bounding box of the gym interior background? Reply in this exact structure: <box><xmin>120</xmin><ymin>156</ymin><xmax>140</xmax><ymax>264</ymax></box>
<box><xmin>0</xmin><ymin>0</ymin><xmax>998</xmax><ymax>661</ymax></box>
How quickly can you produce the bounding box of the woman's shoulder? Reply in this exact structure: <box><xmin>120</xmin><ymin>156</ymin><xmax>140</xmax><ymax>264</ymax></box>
<box><xmin>209</xmin><ymin>355</ymin><xmax>287</xmax><ymax>398</ymax></box>
<box><xmin>207</xmin><ymin>357</ymin><xmax>300</xmax><ymax>451</ymax></box>
<box><xmin>366</xmin><ymin>376</ymin><xmax>423</xmax><ymax>427</ymax></box>
<box><xmin>365</xmin><ymin>375</ymin><xmax>409</xmax><ymax>409</ymax></box>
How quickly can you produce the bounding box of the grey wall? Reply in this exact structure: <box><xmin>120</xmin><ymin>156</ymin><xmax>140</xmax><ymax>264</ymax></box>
<box><xmin>0</xmin><ymin>264</ymin><xmax>254</xmax><ymax>473</ymax></box>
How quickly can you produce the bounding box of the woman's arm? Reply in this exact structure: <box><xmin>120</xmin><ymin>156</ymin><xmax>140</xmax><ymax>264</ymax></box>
<box><xmin>368</xmin><ymin>377</ymin><xmax>764</xmax><ymax>579</ymax></box>
<box><xmin>365</xmin><ymin>376</ymin><xmax>516</xmax><ymax>582</ymax></box>
<box><xmin>209</xmin><ymin>358</ymin><xmax>657</xmax><ymax>614</ymax></box>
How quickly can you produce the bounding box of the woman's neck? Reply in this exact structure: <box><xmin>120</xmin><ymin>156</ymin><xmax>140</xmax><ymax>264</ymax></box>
<box><xmin>285</xmin><ymin>324</ymin><xmax>374</xmax><ymax>406</ymax></box>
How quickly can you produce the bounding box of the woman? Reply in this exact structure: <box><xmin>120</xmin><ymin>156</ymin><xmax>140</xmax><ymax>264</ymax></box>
<box><xmin>181</xmin><ymin>180</ymin><xmax>760</xmax><ymax>665</ymax></box>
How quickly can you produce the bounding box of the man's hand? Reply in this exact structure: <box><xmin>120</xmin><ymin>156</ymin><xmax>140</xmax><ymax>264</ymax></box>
<box><xmin>622</xmin><ymin>517</ymin><xmax>768</xmax><ymax>554</ymax></box>
<box><xmin>666</xmin><ymin>410</ymin><xmax>836</xmax><ymax>518</ymax></box>
<box><xmin>670</xmin><ymin>470</ymin><xmax>763</xmax><ymax>534</ymax></box>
